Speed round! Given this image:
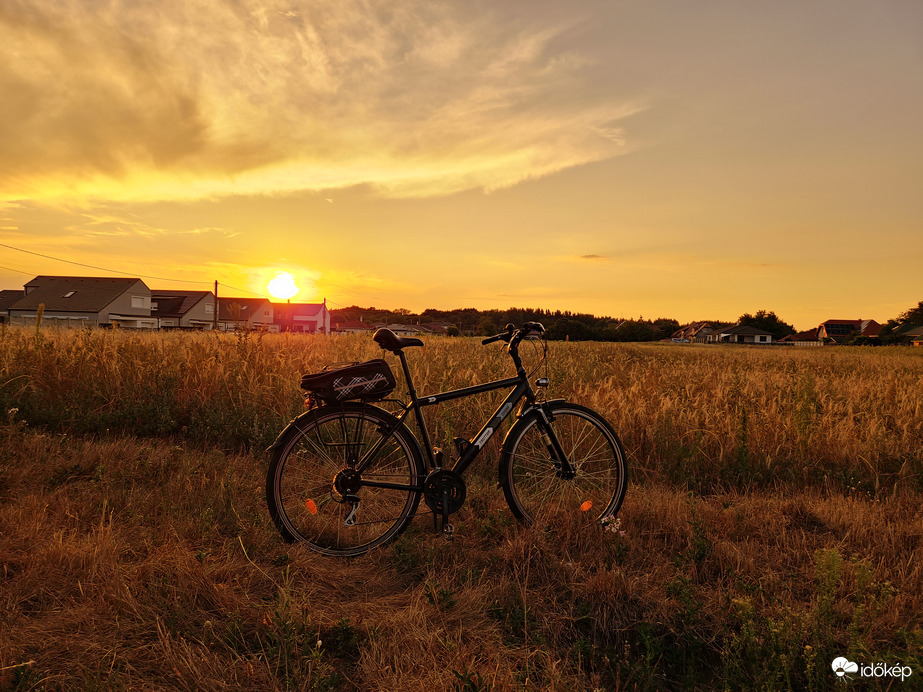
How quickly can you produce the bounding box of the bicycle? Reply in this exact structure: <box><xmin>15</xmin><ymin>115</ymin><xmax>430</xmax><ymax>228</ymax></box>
<box><xmin>266</xmin><ymin>322</ymin><xmax>628</xmax><ymax>557</ymax></box>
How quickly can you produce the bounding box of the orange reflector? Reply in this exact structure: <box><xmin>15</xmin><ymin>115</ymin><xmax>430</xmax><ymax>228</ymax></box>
<box><xmin>305</xmin><ymin>499</ymin><xmax>318</xmax><ymax>515</ymax></box>
<box><xmin>580</xmin><ymin>500</ymin><xmax>593</xmax><ymax>512</ymax></box>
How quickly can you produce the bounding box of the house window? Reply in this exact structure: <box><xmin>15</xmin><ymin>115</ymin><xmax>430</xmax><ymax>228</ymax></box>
<box><xmin>205</xmin><ymin>303</ymin><xmax>214</xmax><ymax>314</ymax></box>
<box><xmin>64</xmin><ymin>291</ymin><xmax>76</xmax><ymax>298</ymax></box>
<box><xmin>264</xmin><ymin>310</ymin><xmax>270</xmax><ymax>316</ymax></box>
<box><xmin>131</xmin><ymin>295</ymin><xmax>145</xmax><ymax>309</ymax></box>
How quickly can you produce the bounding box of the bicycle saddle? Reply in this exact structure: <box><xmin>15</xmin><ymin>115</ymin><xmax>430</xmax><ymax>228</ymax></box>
<box><xmin>373</xmin><ymin>328</ymin><xmax>424</xmax><ymax>353</ymax></box>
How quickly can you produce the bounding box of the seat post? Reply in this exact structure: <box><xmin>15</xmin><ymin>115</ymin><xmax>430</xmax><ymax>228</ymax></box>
<box><xmin>397</xmin><ymin>350</ymin><xmax>438</xmax><ymax>468</ymax></box>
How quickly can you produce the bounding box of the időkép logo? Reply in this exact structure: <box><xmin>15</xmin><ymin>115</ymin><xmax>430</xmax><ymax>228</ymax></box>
<box><xmin>832</xmin><ymin>656</ymin><xmax>913</xmax><ymax>683</ymax></box>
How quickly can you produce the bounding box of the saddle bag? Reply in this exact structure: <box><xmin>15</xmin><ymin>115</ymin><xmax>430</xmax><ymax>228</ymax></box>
<box><xmin>300</xmin><ymin>359</ymin><xmax>397</xmax><ymax>403</ymax></box>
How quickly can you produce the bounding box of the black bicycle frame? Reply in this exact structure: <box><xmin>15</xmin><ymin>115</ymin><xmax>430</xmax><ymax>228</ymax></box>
<box><xmin>354</xmin><ymin>338</ymin><xmax>573</xmax><ymax>494</ymax></box>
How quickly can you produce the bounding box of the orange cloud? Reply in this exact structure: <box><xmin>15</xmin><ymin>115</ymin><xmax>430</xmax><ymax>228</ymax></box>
<box><xmin>0</xmin><ymin>0</ymin><xmax>642</xmax><ymax>203</ymax></box>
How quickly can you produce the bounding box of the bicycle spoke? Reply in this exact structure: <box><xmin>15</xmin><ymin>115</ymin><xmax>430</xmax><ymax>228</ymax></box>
<box><xmin>267</xmin><ymin>406</ymin><xmax>423</xmax><ymax>556</ymax></box>
<box><xmin>503</xmin><ymin>404</ymin><xmax>627</xmax><ymax>530</ymax></box>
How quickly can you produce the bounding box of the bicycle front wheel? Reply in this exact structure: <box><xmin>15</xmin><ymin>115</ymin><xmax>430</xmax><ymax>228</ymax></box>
<box><xmin>266</xmin><ymin>404</ymin><xmax>424</xmax><ymax>557</ymax></box>
<box><xmin>500</xmin><ymin>402</ymin><xmax>627</xmax><ymax>530</ymax></box>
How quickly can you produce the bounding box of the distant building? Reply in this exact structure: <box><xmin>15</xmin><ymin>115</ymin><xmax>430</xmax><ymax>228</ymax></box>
<box><xmin>779</xmin><ymin>328</ymin><xmax>823</xmax><ymax>347</ymax></box>
<box><xmin>6</xmin><ymin>276</ymin><xmax>156</xmax><ymax>328</ymax></box>
<box><xmin>671</xmin><ymin>322</ymin><xmax>727</xmax><ymax>343</ymax></box>
<box><xmin>0</xmin><ymin>289</ymin><xmax>25</xmax><ymax>324</ymax></box>
<box><xmin>707</xmin><ymin>324</ymin><xmax>773</xmax><ymax>344</ymax></box>
<box><xmin>333</xmin><ymin>318</ymin><xmax>374</xmax><ymax>334</ymax></box>
<box><xmin>903</xmin><ymin>325</ymin><xmax>923</xmax><ymax>347</ymax></box>
<box><xmin>272</xmin><ymin>301</ymin><xmax>331</xmax><ymax>333</ymax></box>
<box><xmin>817</xmin><ymin>319</ymin><xmax>881</xmax><ymax>343</ymax></box>
<box><xmin>217</xmin><ymin>297</ymin><xmax>274</xmax><ymax>331</ymax></box>
<box><xmin>151</xmin><ymin>290</ymin><xmax>215</xmax><ymax>329</ymax></box>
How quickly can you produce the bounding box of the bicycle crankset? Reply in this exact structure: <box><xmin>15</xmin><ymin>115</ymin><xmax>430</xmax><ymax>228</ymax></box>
<box><xmin>423</xmin><ymin>469</ymin><xmax>466</xmax><ymax>514</ymax></box>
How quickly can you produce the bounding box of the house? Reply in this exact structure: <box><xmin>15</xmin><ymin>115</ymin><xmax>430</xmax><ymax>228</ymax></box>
<box><xmin>0</xmin><ymin>289</ymin><xmax>25</xmax><ymax>324</ymax></box>
<box><xmin>904</xmin><ymin>326</ymin><xmax>923</xmax><ymax>347</ymax></box>
<box><xmin>6</xmin><ymin>276</ymin><xmax>156</xmax><ymax>328</ymax></box>
<box><xmin>707</xmin><ymin>324</ymin><xmax>773</xmax><ymax>344</ymax></box>
<box><xmin>779</xmin><ymin>327</ymin><xmax>823</xmax><ymax>347</ymax></box>
<box><xmin>421</xmin><ymin>322</ymin><xmax>456</xmax><ymax>335</ymax></box>
<box><xmin>151</xmin><ymin>290</ymin><xmax>215</xmax><ymax>329</ymax></box>
<box><xmin>817</xmin><ymin>319</ymin><xmax>881</xmax><ymax>343</ymax></box>
<box><xmin>380</xmin><ymin>324</ymin><xmax>430</xmax><ymax>337</ymax></box>
<box><xmin>272</xmin><ymin>301</ymin><xmax>331</xmax><ymax>333</ymax></box>
<box><xmin>217</xmin><ymin>297</ymin><xmax>274</xmax><ymax>331</ymax></box>
<box><xmin>333</xmin><ymin>318</ymin><xmax>374</xmax><ymax>334</ymax></box>
<box><xmin>671</xmin><ymin>322</ymin><xmax>725</xmax><ymax>343</ymax></box>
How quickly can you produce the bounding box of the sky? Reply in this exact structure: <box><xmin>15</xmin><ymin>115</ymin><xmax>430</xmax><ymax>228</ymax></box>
<box><xmin>1</xmin><ymin>0</ymin><xmax>921</xmax><ymax>331</ymax></box>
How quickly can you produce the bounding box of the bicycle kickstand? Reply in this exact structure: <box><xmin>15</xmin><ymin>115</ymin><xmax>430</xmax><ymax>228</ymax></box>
<box><xmin>433</xmin><ymin>488</ymin><xmax>453</xmax><ymax>540</ymax></box>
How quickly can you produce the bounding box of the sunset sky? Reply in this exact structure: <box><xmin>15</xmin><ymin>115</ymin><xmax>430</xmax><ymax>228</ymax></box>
<box><xmin>1</xmin><ymin>0</ymin><xmax>920</xmax><ymax>330</ymax></box>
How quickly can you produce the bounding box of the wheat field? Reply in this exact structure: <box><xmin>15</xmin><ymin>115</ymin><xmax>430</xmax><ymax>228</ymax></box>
<box><xmin>1</xmin><ymin>326</ymin><xmax>921</xmax><ymax>690</ymax></box>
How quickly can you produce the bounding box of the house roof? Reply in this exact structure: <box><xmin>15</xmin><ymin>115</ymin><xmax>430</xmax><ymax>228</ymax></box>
<box><xmin>11</xmin><ymin>276</ymin><xmax>148</xmax><ymax>313</ymax></box>
<box><xmin>217</xmin><ymin>297</ymin><xmax>272</xmax><ymax>321</ymax></box>
<box><xmin>0</xmin><ymin>289</ymin><xmax>25</xmax><ymax>310</ymax></box>
<box><xmin>272</xmin><ymin>302</ymin><xmax>327</xmax><ymax>318</ymax></box>
<box><xmin>720</xmin><ymin>324</ymin><xmax>773</xmax><ymax>336</ymax></box>
<box><xmin>780</xmin><ymin>327</ymin><xmax>820</xmax><ymax>342</ymax></box>
<box><xmin>151</xmin><ymin>290</ymin><xmax>211</xmax><ymax>317</ymax></box>
<box><xmin>671</xmin><ymin>321</ymin><xmax>716</xmax><ymax>339</ymax></box>
<box><xmin>819</xmin><ymin>319</ymin><xmax>881</xmax><ymax>339</ymax></box>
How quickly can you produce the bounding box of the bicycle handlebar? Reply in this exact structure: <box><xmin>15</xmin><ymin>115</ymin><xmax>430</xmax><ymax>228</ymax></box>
<box><xmin>481</xmin><ymin>322</ymin><xmax>545</xmax><ymax>346</ymax></box>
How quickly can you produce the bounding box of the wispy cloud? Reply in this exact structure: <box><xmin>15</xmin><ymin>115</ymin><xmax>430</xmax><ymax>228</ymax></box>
<box><xmin>0</xmin><ymin>0</ymin><xmax>643</xmax><ymax>202</ymax></box>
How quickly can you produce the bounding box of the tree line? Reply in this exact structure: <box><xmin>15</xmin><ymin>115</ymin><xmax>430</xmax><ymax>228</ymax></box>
<box><xmin>332</xmin><ymin>300</ymin><xmax>923</xmax><ymax>344</ymax></box>
<box><xmin>333</xmin><ymin>305</ymin><xmax>679</xmax><ymax>342</ymax></box>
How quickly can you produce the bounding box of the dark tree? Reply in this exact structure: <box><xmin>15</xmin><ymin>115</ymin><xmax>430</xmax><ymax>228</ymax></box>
<box><xmin>880</xmin><ymin>300</ymin><xmax>923</xmax><ymax>342</ymax></box>
<box><xmin>738</xmin><ymin>310</ymin><xmax>795</xmax><ymax>340</ymax></box>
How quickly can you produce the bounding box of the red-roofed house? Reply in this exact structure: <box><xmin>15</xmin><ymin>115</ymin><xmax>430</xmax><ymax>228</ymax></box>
<box><xmin>817</xmin><ymin>319</ymin><xmax>881</xmax><ymax>343</ymax></box>
<box><xmin>779</xmin><ymin>327</ymin><xmax>822</xmax><ymax>347</ymax></box>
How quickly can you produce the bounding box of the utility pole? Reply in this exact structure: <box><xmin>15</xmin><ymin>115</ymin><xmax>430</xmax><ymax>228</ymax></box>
<box><xmin>213</xmin><ymin>280</ymin><xmax>219</xmax><ymax>331</ymax></box>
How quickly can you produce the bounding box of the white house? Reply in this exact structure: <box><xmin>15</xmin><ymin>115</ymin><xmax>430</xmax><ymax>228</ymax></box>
<box><xmin>707</xmin><ymin>324</ymin><xmax>773</xmax><ymax>344</ymax></box>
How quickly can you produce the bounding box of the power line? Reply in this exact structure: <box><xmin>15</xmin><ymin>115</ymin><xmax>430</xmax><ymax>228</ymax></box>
<box><xmin>0</xmin><ymin>241</ymin><xmax>322</xmax><ymax>300</ymax></box>
<box><xmin>0</xmin><ymin>242</ymin><xmax>213</xmax><ymax>285</ymax></box>
<box><xmin>0</xmin><ymin>263</ymin><xmax>35</xmax><ymax>277</ymax></box>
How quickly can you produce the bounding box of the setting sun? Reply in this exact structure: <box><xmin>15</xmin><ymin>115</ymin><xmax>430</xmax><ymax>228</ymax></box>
<box><xmin>267</xmin><ymin>271</ymin><xmax>299</xmax><ymax>301</ymax></box>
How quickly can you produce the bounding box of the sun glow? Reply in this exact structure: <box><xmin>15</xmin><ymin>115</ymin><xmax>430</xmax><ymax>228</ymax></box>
<box><xmin>267</xmin><ymin>271</ymin><xmax>299</xmax><ymax>300</ymax></box>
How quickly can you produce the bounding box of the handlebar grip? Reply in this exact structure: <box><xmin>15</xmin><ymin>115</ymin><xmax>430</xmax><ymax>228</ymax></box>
<box><xmin>481</xmin><ymin>334</ymin><xmax>503</xmax><ymax>345</ymax></box>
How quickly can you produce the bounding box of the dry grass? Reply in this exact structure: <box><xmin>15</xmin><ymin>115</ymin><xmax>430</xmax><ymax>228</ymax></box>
<box><xmin>1</xmin><ymin>327</ymin><xmax>921</xmax><ymax>689</ymax></box>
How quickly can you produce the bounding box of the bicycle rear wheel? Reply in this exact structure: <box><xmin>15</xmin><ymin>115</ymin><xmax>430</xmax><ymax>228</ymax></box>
<box><xmin>500</xmin><ymin>401</ymin><xmax>627</xmax><ymax>530</ymax></box>
<box><xmin>266</xmin><ymin>404</ymin><xmax>424</xmax><ymax>557</ymax></box>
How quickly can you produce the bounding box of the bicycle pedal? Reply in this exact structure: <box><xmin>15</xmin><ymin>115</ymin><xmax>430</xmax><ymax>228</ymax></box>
<box><xmin>443</xmin><ymin>523</ymin><xmax>455</xmax><ymax>540</ymax></box>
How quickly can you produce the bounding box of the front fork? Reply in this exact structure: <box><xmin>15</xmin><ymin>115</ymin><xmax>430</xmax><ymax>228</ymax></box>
<box><xmin>530</xmin><ymin>402</ymin><xmax>576</xmax><ymax>479</ymax></box>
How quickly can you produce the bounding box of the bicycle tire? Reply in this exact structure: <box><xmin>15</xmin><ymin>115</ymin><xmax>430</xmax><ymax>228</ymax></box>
<box><xmin>266</xmin><ymin>403</ymin><xmax>425</xmax><ymax>557</ymax></box>
<box><xmin>500</xmin><ymin>401</ymin><xmax>627</xmax><ymax>530</ymax></box>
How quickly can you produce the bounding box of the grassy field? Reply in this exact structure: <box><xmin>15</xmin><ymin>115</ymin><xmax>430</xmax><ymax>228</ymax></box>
<box><xmin>1</xmin><ymin>327</ymin><xmax>921</xmax><ymax>690</ymax></box>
